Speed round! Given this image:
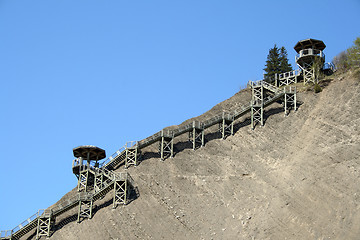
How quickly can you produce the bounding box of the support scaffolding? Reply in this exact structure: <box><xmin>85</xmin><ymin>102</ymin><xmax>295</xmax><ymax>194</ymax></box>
<box><xmin>125</xmin><ymin>143</ymin><xmax>140</xmax><ymax>168</ymax></box>
<box><xmin>189</xmin><ymin>121</ymin><xmax>204</xmax><ymax>149</ymax></box>
<box><xmin>298</xmin><ymin>62</ymin><xmax>315</xmax><ymax>85</ymax></box>
<box><xmin>36</xmin><ymin>210</ymin><xmax>55</xmax><ymax>239</ymax></box>
<box><xmin>284</xmin><ymin>86</ymin><xmax>297</xmax><ymax>116</ymax></box>
<box><xmin>219</xmin><ymin>112</ymin><xmax>234</xmax><ymax>139</ymax></box>
<box><xmin>77</xmin><ymin>166</ymin><xmax>95</xmax><ymax>192</ymax></box>
<box><xmin>94</xmin><ymin>169</ymin><xmax>105</xmax><ymax>192</ymax></box>
<box><xmin>77</xmin><ymin>193</ymin><xmax>93</xmax><ymax>223</ymax></box>
<box><xmin>251</xmin><ymin>83</ymin><xmax>264</xmax><ymax>129</ymax></box>
<box><xmin>159</xmin><ymin>130</ymin><xmax>174</xmax><ymax>160</ymax></box>
<box><xmin>113</xmin><ymin>175</ymin><xmax>128</xmax><ymax>208</ymax></box>
<box><xmin>276</xmin><ymin>70</ymin><xmax>299</xmax><ymax>87</ymax></box>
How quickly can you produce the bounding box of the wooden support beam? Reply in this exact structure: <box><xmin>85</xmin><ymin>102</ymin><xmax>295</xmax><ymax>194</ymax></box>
<box><xmin>251</xmin><ymin>83</ymin><xmax>264</xmax><ymax>129</ymax></box>
<box><xmin>77</xmin><ymin>195</ymin><xmax>93</xmax><ymax>223</ymax></box>
<box><xmin>159</xmin><ymin>130</ymin><xmax>174</xmax><ymax>160</ymax></box>
<box><xmin>125</xmin><ymin>147</ymin><xmax>139</xmax><ymax>168</ymax></box>
<box><xmin>113</xmin><ymin>179</ymin><xmax>127</xmax><ymax>208</ymax></box>
<box><xmin>36</xmin><ymin>210</ymin><xmax>54</xmax><ymax>239</ymax></box>
<box><xmin>189</xmin><ymin>121</ymin><xmax>204</xmax><ymax>150</ymax></box>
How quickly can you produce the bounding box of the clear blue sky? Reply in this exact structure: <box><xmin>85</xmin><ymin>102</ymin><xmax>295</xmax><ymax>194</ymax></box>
<box><xmin>0</xmin><ymin>0</ymin><xmax>359</xmax><ymax>230</ymax></box>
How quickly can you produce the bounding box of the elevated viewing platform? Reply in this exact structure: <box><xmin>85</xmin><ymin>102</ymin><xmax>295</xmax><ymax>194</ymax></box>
<box><xmin>294</xmin><ymin>38</ymin><xmax>326</xmax><ymax>65</ymax></box>
<box><xmin>294</xmin><ymin>38</ymin><xmax>327</xmax><ymax>84</ymax></box>
<box><xmin>295</xmin><ymin>48</ymin><xmax>325</xmax><ymax>63</ymax></box>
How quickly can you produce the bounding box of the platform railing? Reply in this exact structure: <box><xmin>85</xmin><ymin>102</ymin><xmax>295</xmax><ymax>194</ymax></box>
<box><xmin>296</xmin><ymin>48</ymin><xmax>325</xmax><ymax>61</ymax></box>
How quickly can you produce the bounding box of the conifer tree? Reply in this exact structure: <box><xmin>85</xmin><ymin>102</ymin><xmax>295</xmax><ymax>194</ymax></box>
<box><xmin>263</xmin><ymin>45</ymin><xmax>292</xmax><ymax>83</ymax></box>
<box><xmin>279</xmin><ymin>46</ymin><xmax>292</xmax><ymax>73</ymax></box>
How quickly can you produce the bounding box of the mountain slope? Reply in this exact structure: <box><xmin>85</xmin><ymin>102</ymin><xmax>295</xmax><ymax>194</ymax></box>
<box><xmin>26</xmin><ymin>70</ymin><xmax>360</xmax><ymax>240</ymax></box>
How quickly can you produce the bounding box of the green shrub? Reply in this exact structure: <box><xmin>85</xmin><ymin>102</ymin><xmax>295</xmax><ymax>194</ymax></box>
<box><xmin>333</xmin><ymin>37</ymin><xmax>360</xmax><ymax>72</ymax></box>
<box><xmin>314</xmin><ymin>83</ymin><xmax>322</xmax><ymax>93</ymax></box>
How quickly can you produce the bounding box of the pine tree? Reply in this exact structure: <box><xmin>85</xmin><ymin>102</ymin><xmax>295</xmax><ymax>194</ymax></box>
<box><xmin>263</xmin><ymin>44</ymin><xmax>280</xmax><ymax>82</ymax></box>
<box><xmin>279</xmin><ymin>46</ymin><xmax>292</xmax><ymax>73</ymax></box>
<box><xmin>263</xmin><ymin>45</ymin><xmax>292</xmax><ymax>83</ymax></box>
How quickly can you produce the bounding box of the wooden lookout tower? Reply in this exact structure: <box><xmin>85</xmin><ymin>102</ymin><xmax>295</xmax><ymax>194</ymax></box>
<box><xmin>72</xmin><ymin>145</ymin><xmax>106</xmax><ymax>192</ymax></box>
<box><xmin>294</xmin><ymin>38</ymin><xmax>326</xmax><ymax>84</ymax></box>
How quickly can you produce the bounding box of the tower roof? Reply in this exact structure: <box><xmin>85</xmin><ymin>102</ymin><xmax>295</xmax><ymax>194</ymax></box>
<box><xmin>73</xmin><ymin>145</ymin><xmax>106</xmax><ymax>160</ymax></box>
<box><xmin>294</xmin><ymin>39</ymin><xmax>326</xmax><ymax>53</ymax></box>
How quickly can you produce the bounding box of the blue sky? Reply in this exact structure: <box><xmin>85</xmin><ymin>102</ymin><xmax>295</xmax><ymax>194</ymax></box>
<box><xmin>0</xmin><ymin>0</ymin><xmax>359</xmax><ymax>230</ymax></box>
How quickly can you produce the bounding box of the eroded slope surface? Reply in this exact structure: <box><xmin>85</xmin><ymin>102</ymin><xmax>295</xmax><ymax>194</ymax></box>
<box><xmin>42</xmin><ymin>72</ymin><xmax>360</xmax><ymax>240</ymax></box>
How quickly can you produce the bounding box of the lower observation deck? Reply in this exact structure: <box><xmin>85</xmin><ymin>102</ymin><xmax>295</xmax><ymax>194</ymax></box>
<box><xmin>296</xmin><ymin>48</ymin><xmax>325</xmax><ymax>65</ymax></box>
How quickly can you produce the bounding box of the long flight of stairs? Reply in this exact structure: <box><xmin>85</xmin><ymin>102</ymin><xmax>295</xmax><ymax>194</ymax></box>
<box><xmin>0</xmin><ymin>79</ymin><xmax>296</xmax><ymax>240</ymax></box>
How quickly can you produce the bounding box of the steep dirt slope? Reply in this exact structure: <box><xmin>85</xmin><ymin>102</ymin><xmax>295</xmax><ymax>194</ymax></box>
<box><xmin>30</xmin><ymin>71</ymin><xmax>360</xmax><ymax>240</ymax></box>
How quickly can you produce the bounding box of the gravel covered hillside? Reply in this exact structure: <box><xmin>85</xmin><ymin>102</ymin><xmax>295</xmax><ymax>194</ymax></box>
<box><xmin>26</xmin><ymin>70</ymin><xmax>360</xmax><ymax>240</ymax></box>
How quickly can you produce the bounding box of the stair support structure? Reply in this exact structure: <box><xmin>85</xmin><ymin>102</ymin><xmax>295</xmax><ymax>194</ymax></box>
<box><xmin>113</xmin><ymin>178</ymin><xmax>128</xmax><ymax>208</ymax></box>
<box><xmin>251</xmin><ymin>83</ymin><xmax>264</xmax><ymax>129</ymax></box>
<box><xmin>276</xmin><ymin>70</ymin><xmax>299</xmax><ymax>87</ymax></box>
<box><xmin>284</xmin><ymin>86</ymin><xmax>297</xmax><ymax>116</ymax></box>
<box><xmin>219</xmin><ymin>113</ymin><xmax>234</xmax><ymax>139</ymax></box>
<box><xmin>94</xmin><ymin>170</ymin><xmax>105</xmax><ymax>192</ymax></box>
<box><xmin>159</xmin><ymin>130</ymin><xmax>174</xmax><ymax>160</ymax></box>
<box><xmin>189</xmin><ymin>121</ymin><xmax>204</xmax><ymax>150</ymax></box>
<box><xmin>296</xmin><ymin>50</ymin><xmax>325</xmax><ymax>85</ymax></box>
<box><xmin>77</xmin><ymin>166</ymin><xmax>95</xmax><ymax>192</ymax></box>
<box><xmin>298</xmin><ymin>63</ymin><xmax>315</xmax><ymax>85</ymax></box>
<box><xmin>36</xmin><ymin>210</ymin><xmax>55</xmax><ymax>239</ymax></box>
<box><xmin>77</xmin><ymin>194</ymin><xmax>93</xmax><ymax>223</ymax></box>
<box><xmin>125</xmin><ymin>145</ymin><xmax>140</xmax><ymax>168</ymax></box>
